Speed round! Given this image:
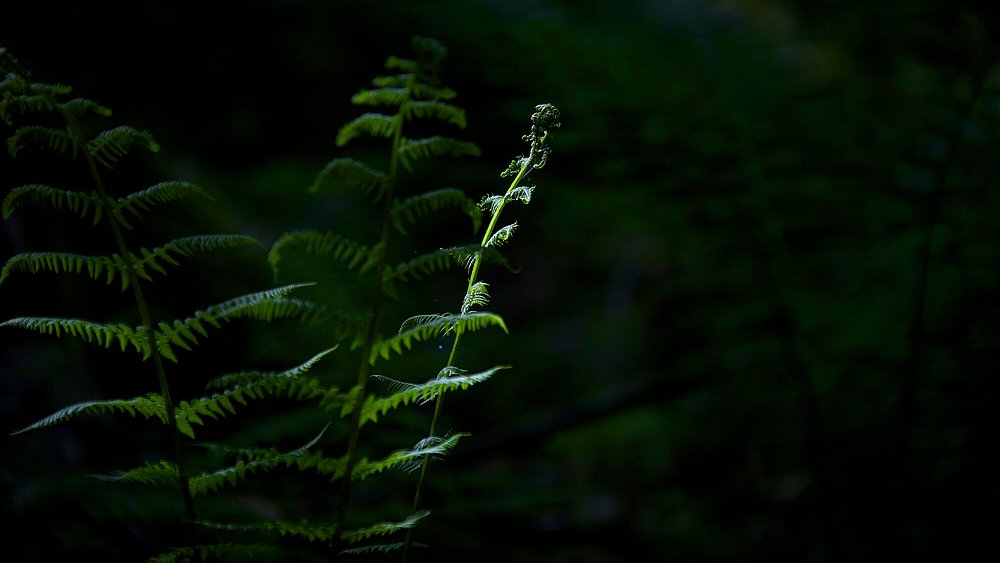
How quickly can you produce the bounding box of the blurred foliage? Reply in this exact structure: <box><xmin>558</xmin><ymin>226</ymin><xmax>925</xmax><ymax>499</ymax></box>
<box><xmin>3</xmin><ymin>0</ymin><xmax>999</xmax><ymax>561</ymax></box>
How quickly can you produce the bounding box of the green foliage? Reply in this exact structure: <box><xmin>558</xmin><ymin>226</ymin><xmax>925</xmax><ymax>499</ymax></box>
<box><xmin>3</xmin><ymin>35</ymin><xmax>556</xmax><ymax>561</ymax></box>
<box><xmin>262</xmin><ymin>36</ymin><xmax>556</xmax><ymax>560</ymax></box>
<box><xmin>1</xmin><ymin>52</ymin><xmax>330</xmax><ymax>559</ymax></box>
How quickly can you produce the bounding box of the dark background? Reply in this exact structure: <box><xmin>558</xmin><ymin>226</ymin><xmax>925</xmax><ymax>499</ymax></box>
<box><xmin>3</xmin><ymin>0</ymin><xmax>999</xmax><ymax>561</ymax></box>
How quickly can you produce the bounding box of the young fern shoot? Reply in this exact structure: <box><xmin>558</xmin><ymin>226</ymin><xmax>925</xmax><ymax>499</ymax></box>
<box><xmin>401</xmin><ymin>103</ymin><xmax>561</xmax><ymax>560</ymax></box>
<box><xmin>269</xmin><ymin>36</ymin><xmax>486</xmax><ymax>540</ymax></box>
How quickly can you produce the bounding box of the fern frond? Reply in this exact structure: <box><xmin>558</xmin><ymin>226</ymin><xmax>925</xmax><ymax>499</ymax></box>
<box><xmin>0</xmin><ymin>235</ymin><xmax>258</xmax><ymax>289</ymax></box>
<box><xmin>0</xmin><ymin>93</ymin><xmax>59</xmax><ymax>121</ymax></box>
<box><xmin>486</xmin><ymin>222</ymin><xmax>518</xmax><ymax>248</ymax></box>
<box><xmin>384</xmin><ymin>56</ymin><xmax>418</xmax><ymax>73</ymax></box>
<box><xmin>371</xmin><ymin>312</ymin><xmax>507</xmax><ymax>363</ymax></box>
<box><xmin>61</xmin><ymin>97</ymin><xmax>113</xmax><ymax>119</ymax></box>
<box><xmin>336</xmin><ymin>113</ymin><xmax>398</xmax><ymax>146</ymax></box>
<box><xmin>186</xmin><ymin>426</ymin><xmax>327</xmax><ymax>496</ymax></box>
<box><xmin>152</xmin><ymin>283</ymin><xmax>321</xmax><ymax>362</ymax></box>
<box><xmin>269</xmin><ymin>230</ymin><xmax>378</xmax><ymax>279</ymax></box>
<box><xmin>390</xmin><ymin>188</ymin><xmax>481</xmax><ymax>234</ymax></box>
<box><xmin>396</xmin><ymin>136</ymin><xmax>480</xmax><ymax>171</ymax></box>
<box><xmin>1</xmin><ymin>316</ymin><xmax>149</xmax><ymax>356</ymax></box>
<box><xmin>403</xmin><ymin>100</ymin><xmax>467</xmax><ymax>127</ymax></box>
<box><xmin>462</xmin><ymin>281</ymin><xmax>490</xmax><ymax>314</ymax></box>
<box><xmin>482</xmin><ymin>186</ymin><xmax>535</xmax><ymax>217</ymax></box>
<box><xmin>7</xmin><ymin>125</ymin><xmax>72</xmax><ymax>157</ymax></box>
<box><xmin>87</xmin><ymin>125</ymin><xmax>159</xmax><ymax>167</ymax></box>
<box><xmin>11</xmin><ymin>394</ymin><xmax>167</xmax><ymax>435</ymax></box>
<box><xmin>147</xmin><ymin>543</ymin><xmax>276</xmax><ymax>563</ymax></box>
<box><xmin>174</xmin><ymin>350</ymin><xmax>338</xmax><ymax>436</ymax></box>
<box><xmin>95</xmin><ymin>460</ymin><xmax>178</xmax><ymax>487</ymax></box>
<box><xmin>0</xmin><ymin>251</ymin><xmax>117</xmax><ymax>287</ymax></box>
<box><xmin>2</xmin><ymin>184</ymin><xmax>103</xmax><ymax>221</ymax></box>
<box><xmin>372</xmin><ymin>74</ymin><xmax>456</xmax><ymax>100</ymax></box>
<box><xmin>340</xmin><ymin>542</ymin><xmax>416</xmax><ymax>555</ymax></box>
<box><xmin>116</xmin><ymin>181</ymin><xmax>211</xmax><ymax>218</ymax></box>
<box><xmin>308</xmin><ymin>157</ymin><xmax>388</xmax><ymax>198</ymax></box>
<box><xmin>205</xmin><ymin>347</ymin><xmax>336</xmax><ymax>389</ymax></box>
<box><xmin>196</xmin><ymin>519</ymin><xmax>339</xmax><ymax>544</ymax></box>
<box><xmin>385</xmin><ymin>245</ymin><xmax>511</xmax><ymax>283</ymax></box>
<box><xmin>359</xmin><ymin>366</ymin><xmax>508</xmax><ymax>424</ymax></box>
<box><xmin>340</xmin><ymin>510</ymin><xmax>430</xmax><ymax>544</ymax></box>
<box><xmin>351</xmin><ymin>87</ymin><xmax>408</xmax><ymax>107</ymax></box>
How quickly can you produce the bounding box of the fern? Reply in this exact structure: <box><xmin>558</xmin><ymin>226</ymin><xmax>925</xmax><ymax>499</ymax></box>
<box><xmin>0</xmin><ymin>234</ymin><xmax>259</xmax><ymax>289</ymax></box>
<box><xmin>400</xmin><ymin>103</ymin><xmax>561</xmax><ymax>560</ymax></box>
<box><xmin>384</xmin><ymin>244</ymin><xmax>513</xmax><ymax>283</ymax></box>
<box><xmin>270</xmin><ymin>37</ymin><xmax>485</xmax><ymax>536</ymax></box>
<box><xmin>390</xmin><ymin>187</ymin><xmax>482</xmax><ymax>234</ymax></box>
<box><xmin>371</xmin><ymin>312</ymin><xmax>508</xmax><ymax>363</ymax></box>
<box><xmin>309</xmin><ymin>157</ymin><xmax>388</xmax><ymax>197</ymax></box>
<box><xmin>2</xmin><ymin>53</ymin><xmax>331</xmax><ymax>557</ymax></box>
<box><xmin>396</xmin><ymin>135</ymin><xmax>481</xmax><ymax>171</ymax></box>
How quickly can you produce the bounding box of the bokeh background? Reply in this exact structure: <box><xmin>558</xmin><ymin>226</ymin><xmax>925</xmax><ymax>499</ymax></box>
<box><xmin>3</xmin><ymin>0</ymin><xmax>999</xmax><ymax>561</ymax></box>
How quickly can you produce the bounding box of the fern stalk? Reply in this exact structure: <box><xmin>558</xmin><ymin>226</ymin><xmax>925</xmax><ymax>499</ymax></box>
<box><xmin>336</xmin><ymin>88</ymin><xmax>408</xmax><ymax>524</ymax></box>
<box><xmin>62</xmin><ymin>108</ymin><xmax>196</xmax><ymax>523</ymax></box>
<box><xmin>401</xmin><ymin>104</ymin><xmax>560</xmax><ymax>561</ymax></box>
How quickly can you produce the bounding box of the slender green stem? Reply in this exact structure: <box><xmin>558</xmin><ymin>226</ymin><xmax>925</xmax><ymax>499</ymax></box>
<box><xmin>336</xmin><ymin>91</ymin><xmax>410</xmax><ymax>526</ymax></box>
<box><xmin>62</xmin><ymin>112</ymin><xmax>196</xmax><ymax>524</ymax></box>
<box><xmin>401</xmin><ymin>159</ymin><xmax>531</xmax><ymax>562</ymax></box>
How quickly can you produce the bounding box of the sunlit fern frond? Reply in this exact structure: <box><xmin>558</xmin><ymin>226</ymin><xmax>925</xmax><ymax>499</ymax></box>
<box><xmin>340</xmin><ymin>510</ymin><xmax>430</xmax><ymax>545</ymax></box>
<box><xmin>396</xmin><ymin>136</ymin><xmax>480</xmax><ymax>171</ymax></box>
<box><xmin>481</xmin><ymin>186</ymin><xmax>534</xmax><ymax>216</ymax></box>
<box><xmin>87</xmin><ymin>125</ymin><xmax>159</xmax><ymax>167</ymax></box>
<box><xmin>384</xmin><ymin>245</ymin><xmax>512</xmax><ymax>283</ymax></box>
<box><xmin>390</xmin><ymin>188</ymin><xmax>481</xmax><ymax>234</ymax></box>
<box><xmin>370</xmin><ymin>312</ymin><xmax>507</xmax><ymax>363</ymax></box>
<box><xmin>11</xmin><ymin>394</ymin><xmax>167</xmax><ymax>435</ymax></box>
<box><xmin>336</xmin><ymin>113</ymin><xmax>398</xmax><ymax>146</ymax></box>
<box><xmin>353</xmin><ymin>433</ymin><xmax>467</xmax><ymax>479</ymax></box>
<box><xmin>7</xmin><ymin>125</ymin><xmax>72</xmax><ymax>157</ymax></box>
<box><xmin>0</xmin><ymin>235</ymin><xmax>258</xmax><ymax>289</ymax></box>
<box><xmin>340</xmin><ymin>542</ymin><xmax>420</xmax><ymax>555</ymax></box>
<box><xmin>402</xmin><ymin>100</ymin><xmax>466</xmax><ymax>127</ymax></box>
<box><xmin>0</xmin><ymin>316</ymin><xmax>149</xmax><ymax>356</ymax></box>
<box><xmin>269</xmin><ymin>230</ymin><xmax>378</xmax><ymax>280</ymax></box>
<box><xmin>462</xmin><ymin>281</ymin><xmax>490</xmax><ymax>314</ymax></box>
<box><xmin>2</xmin><ymin>184</ymin><xmax>103</xmax><ymax>221</ymax></box>
<box><xmin>358</xmin><ymin>366</ymin><xmax>508</xmax><ymax>424</ymax></box>
<box><xmin>486</xmin><ymin>222</ymin><xmax>518</xmax><ymax>248</ymax></box>
<box><xmin>308</xmin><ymin>157</ymin><xmax>388</xmax><ymax>198</ymax></box>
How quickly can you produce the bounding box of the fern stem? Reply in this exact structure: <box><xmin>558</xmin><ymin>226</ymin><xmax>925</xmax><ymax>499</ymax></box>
<box><xmin>401</xmin><ymin>154</ymin><xmax>532</xmax><ymax>562</ymax></box>
<box><xmin>336</xmin><ymin>92</ymin><xmax>410</xmax><ymax>525</ymax></box>
<box><xmin>63</xmin><ymin>111</ymin><xmax>197</xmax><ymax>524</ymax></box>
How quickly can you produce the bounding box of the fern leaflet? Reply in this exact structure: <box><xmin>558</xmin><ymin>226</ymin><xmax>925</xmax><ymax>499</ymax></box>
<box><xmin>336</xmin><ymin>113</ymin><xmax>398</xmax><ymax>146</ymax></box>
<box><xmin>371</xmin><ymin>312</ymin><xmax>508</xmax><ymax>363</ymax></box>
<box><xmin>396</xmin><ymin>136</ymin><xmax>480</xmax><ymax>171</ymax></box>
<box><xmin>87</xmin><ymin>125</ymin><xmax>159</xmax><ymax>167</ymax></box>
<box><xmin>390</xmin><ymin>188</ymin><xmax>481</xmax><ymax>234</ymax></box>
<box><xmin>308</xmin><ymin>157</ymin><xmax>388</xmax><ymax>198</ymax></box>
<box><xmin>11</xmin><ymin>394</ymin><xmax>168</xmax><ymax>435</ymax></box>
